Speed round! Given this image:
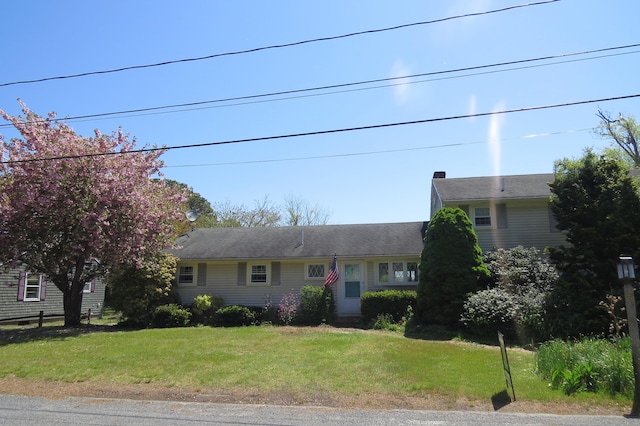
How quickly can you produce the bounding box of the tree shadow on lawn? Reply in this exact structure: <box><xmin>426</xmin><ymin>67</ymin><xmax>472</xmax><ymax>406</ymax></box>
<box><xmin>0</xmin><ymin>323</ymin><xmax>133</xmax><ymax>347</ymax></box>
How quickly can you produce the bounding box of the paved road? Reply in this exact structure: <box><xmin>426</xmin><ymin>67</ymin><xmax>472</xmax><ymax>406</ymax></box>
<box><xmin>0</xmin><ymin>394</ymin><xmax>636</xmax><ymax>425</ymax></box>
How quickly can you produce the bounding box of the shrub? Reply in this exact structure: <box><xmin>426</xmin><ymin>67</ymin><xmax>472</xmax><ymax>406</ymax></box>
<box><xmin>417</xmin><ymin>208</ymin><xmax>488</xmax><ymax>328</ymax></box>
<box><xmin>278</xmin><ymin>292</ymin><xmax>301</xmax><ymax>325</ymax></box>
<box><xmin>461</xmin><ymin>288</ymin><xmax>517</xmax><ymax>338</ymax></box>
<box><xmin>536</xmin><ymin>337</ymin><xmax>634</xmax><ymax>396</ymax></box>
<box><xmin>462</xmin><ymin>246</ymin><xmax>557</xmax><ymax>343</ymax></box>
<box><xmin>214</xmin><ymin>305</ymin><xmax>255</xmax><ymax>327</ymax></box>
<box><xmin>150</xmin><ymin>304</ymin><xmax>192</xmax><ymax>328</ymax></box>
<box><xmin>299</xmin><ymin>285</ymin><xmax>334</xmax><ymax>325</ymax></box>
<box><xmin>107</xmin><ymin>253</ymin><xmax>180</xmax><ymax>327</ymax></box>
<box><xmin>361</xmin><ymin>290</ymin><xmax>416</xmax><ymax>324</ymax></box>
<box><xmin>191</xmin><ymin>294</ymin><xmax>224</xmax><ymax>325</ymax></box>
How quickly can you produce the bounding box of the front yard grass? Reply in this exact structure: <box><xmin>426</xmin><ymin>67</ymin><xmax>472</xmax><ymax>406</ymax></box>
<box><xmin>0</xmin><ymin>325</ymin><xmax>632</xmax><ymax>412</ymax></box>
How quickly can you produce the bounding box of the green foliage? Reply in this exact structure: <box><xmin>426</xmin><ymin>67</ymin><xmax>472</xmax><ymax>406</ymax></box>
<box><xmin>107</xmin><ymin>253</ymin><xmax>180</xmax><ymax>327</ymax></box>
<box><xmin>462</xmin><ymin>246</ymin><xmax>557</xmax><ymax>343</ymax></box>
<box><xmin>536</xmin><ymin>338</ymin><xmax>634</xmax><ymax>396</ymax></box>
<box><xmin>298</xmin><ymin>285</ymin><xmax>334</xmax><ymax>325</ymax></box>
<box><xmin>416</xmin><ymin>207</ymin><xmax>489</xmax><ymax>328</ymax></box>
<box><xmin>214</xmin><ymin>305</ymin><xmax>256</xmax><ymax>327</ymax></box>
<box><xmin>191</xmin><ymin>294</ymin><xmax>224</xmax><ymax>325</ymax></box>
<box><xmin>360</xmin><ymin>290</ymin><xmax>416</xmax><ymax>324</ymax></box>
<box><xmin>150</xmin><ymin>304</ymin><xmax>192</xmax><ymax>328</ymax></box>
<box><xmin>547</xmin><ymin>150</ymin><xmax>640</xmax><ymax>337</ymax></box>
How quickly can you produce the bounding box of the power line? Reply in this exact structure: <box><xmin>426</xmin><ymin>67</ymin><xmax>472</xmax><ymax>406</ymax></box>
<box><xmin>2</xmin><ymin>42</ymin><xmax>635</xmax><ymax>129</ymax></box>
<box><xmin>2</xmin><ymin>93</ymin><xmax>637</xmax><ymax>165</ymax></box>
<box><xmin>0</xmin><ymin>0</ymin><xmax>559</xmax><ymax>88</ymax></box>
<box><xmin>164</xmin><ymin>128</ymin><xmax>591</xmax><ymax>168</ymax></box>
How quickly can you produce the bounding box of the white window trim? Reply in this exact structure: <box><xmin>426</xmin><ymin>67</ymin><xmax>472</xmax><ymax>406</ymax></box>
<box><xmin>24</xmin><ymin>273</ymin><xmax>42</xmax><ymax>301</ymax></box>
<box><xmin>248</xmin><ymin>262</ymin><xmax>271</xmax><ymax>286</ymax></box>
<box><xmin>376</xmin><ymin>261</ymin><xmax>419</xmax><ymax>285</ymax></box>
<box><xmin>305</xmin><ymin>262</ymin><xmax>327</xmax><ymax>280</ymax></box>
<box><xmin>473</xmin><ymin>206</ymin><xmax>493</xmax><ymax>228</ymax></box>
<box><xmin>177</xmin><ymin>264</ymin><xmax>197</xmax><ymax>286</ymax></box>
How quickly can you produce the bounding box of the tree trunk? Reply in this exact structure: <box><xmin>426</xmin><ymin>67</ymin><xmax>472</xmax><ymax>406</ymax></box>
<box><xmin>63</xmin><ymin>287</ymin><xmax>84</xmax><ymax>327</ymax></box>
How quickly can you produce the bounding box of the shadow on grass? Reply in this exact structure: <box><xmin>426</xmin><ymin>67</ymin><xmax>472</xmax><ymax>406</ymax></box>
<box><xmin>0</xmin><ymin>323</ymin><xmax>135</xmax><ymax>347</ymax></box>
<box><xmin>491</xmin><ymin>389</ymin><xmax>513</xmax><ymax>411</ymax></box>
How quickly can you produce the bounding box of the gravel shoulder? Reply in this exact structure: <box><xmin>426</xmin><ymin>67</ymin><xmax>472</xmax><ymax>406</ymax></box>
<box><xmin>0</xmin><ymin>375</ymin><xmax>630</xmax><ymax>416</ymax></box>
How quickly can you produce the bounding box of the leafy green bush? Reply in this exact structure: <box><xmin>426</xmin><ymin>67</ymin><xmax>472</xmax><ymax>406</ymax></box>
<box><xmin>299</xmin><ymin>285</ymin><xmax>334</xmax><ymax>325</ymax></box>
<box><xmin>461</xmin><ymin>287</ymin><xmax>517</xmax><ymax>337</ymax></box>
<box><xmin>214</xmin><ymin>305</ymin><xmax>256</xmax><ymax>327</ymax></box>
<box><xmin>361</xmin><ymin>290</ymin><xmax>416</xmax><ymax>324</ymax></box>
<box><xmin>536</xmin><ymin>337</ymin><xmax>634</xmax><ymax>396</ymax></box>
<box><xmin>107</xmin><ymin>253</ymin><xmax>181</xmax><ymax>327</ymax></box>
<box><xmin>191</xmin><ymin>294</ymin><xmax>224</xmax><ymax>325</ymax></box>
<box><xmin>150</xmin><ymin>304</ymin><xmax>192</xmax><ymax>328</ymax></box>
<box><xmin>462</xmin><ymin>246</ymin><xmax>557</xmax><ymax>343</ymax></box>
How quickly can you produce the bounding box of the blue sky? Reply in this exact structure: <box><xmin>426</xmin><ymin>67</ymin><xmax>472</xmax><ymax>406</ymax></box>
<box><xmin>1</xmin><ymin>0</ymin><xmax>638</xmax><ymax>225</ymax></box>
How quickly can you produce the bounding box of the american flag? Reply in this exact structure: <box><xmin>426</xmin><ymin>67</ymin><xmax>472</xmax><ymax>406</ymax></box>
<box><xmin>325</xmin><ymin>255</ymin><xmax>339</xmax><ymax>286</ymax></box>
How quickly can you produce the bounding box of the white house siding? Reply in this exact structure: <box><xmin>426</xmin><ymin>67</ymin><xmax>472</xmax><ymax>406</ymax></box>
<box><xmin>473</xmin><ymin>200</ymin><xmax>566</xmax><ymax>252</ymax></box>
<box><xmin>176</xmin><ymin>261</ymin><xmax>333</xmax><ymax>309</ymax></box>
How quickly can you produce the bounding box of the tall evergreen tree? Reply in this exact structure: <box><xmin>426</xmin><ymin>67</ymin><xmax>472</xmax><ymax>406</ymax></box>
<box><xmin>417</xmin><ymin>207</ymin><xmax>489</xmax><ymax>328</ymax></box>
<box><xmin>546</xmin><ymin>149</ymin><xmax>640</xmax><ymax>337</ymax></box>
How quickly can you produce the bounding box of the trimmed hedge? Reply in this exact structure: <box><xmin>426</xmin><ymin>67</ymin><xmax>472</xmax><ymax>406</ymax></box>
<box><xmin>150</xmin><ymin>304</ymin><xmax>192</xmax><ymax>328</ymax></box>
<box><xmin>214</xmin><ymin>305</ymin><xmax>256</xmax><ymax>327</ymax></box>
<box><xmin>361</xmin><ymin>290</ymin><xmax>416</xmax><ymax>324</ymax></box>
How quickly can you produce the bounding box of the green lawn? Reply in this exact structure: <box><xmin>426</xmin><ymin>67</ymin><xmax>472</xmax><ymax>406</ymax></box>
<box><xmin>0</xmin><ymin>325</ymin><xmax>631</xmax><ymax>410</ymax></box>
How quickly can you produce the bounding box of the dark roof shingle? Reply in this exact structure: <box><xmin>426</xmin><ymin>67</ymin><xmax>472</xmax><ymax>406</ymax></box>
<box><xmin>433</xmin><ymin>173</ymin><xmax>554</xmax><ymax>202</ymax></box>
<box><xmin>168</xmin><ymin>222</ymin><xmax>428</xmax><ymax>260</ymax></box>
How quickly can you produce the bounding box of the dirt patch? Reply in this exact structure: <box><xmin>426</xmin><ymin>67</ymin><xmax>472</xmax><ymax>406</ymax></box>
<box><xmin>0</xmin><ymin>375</ymin><xmax>629</xmax><ymax>416</ymax></box>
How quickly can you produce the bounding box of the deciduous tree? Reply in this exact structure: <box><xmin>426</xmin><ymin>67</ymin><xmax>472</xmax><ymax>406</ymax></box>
<box><xmin>595</xmin><ymin>109</ymin><xmax>640</xmax><ymax>167</ymax></box>
<box><xmin>0</xmin><ymin>102</ymin><xmax>185</xmax><ymax>326</ymax></box>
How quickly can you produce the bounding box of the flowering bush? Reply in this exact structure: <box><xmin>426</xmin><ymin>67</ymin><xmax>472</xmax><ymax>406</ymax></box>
<box><xmin>278</xmin><ymin>292</ymin><xmax>300</xmax><ymax>325</ymax></box>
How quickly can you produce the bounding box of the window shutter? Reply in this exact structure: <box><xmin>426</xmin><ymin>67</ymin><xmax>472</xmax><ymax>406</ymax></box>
<box><xmin>496</xmin><ymin>203</ymin><xmax>508</xmax><ymax>229</ymax></box>
<box><xmin>271</xmin><ymin>262</ymin><xmax>281</xmax><ymax>286</ymax></box>
<box><xmin>458</xmin><ymin>205</ymin><xmax>469</xmax><ymax>216</ymax></box>
<box><xmin>40</xmin><ymin>276</ymin><xmax>47</xmax><ymax>301</ymax></box>
<box><xmin>90</xmin><ymin>278</ymin><xmax>96</xmax><ymax>293</ymax></box>
<box><xmin>237</xmin><ymin>262</ymin><xmax>246</xmax><ymax>286</ymax></box>
<box><xmin>17</xmin><ymin>271</ymin><xmax>26</xmax><ymax>301</ymax></box>
<box><xmin>197</xmin><ymin>263</ymin><xmax>207</xmax><ymax>286</ymax></box>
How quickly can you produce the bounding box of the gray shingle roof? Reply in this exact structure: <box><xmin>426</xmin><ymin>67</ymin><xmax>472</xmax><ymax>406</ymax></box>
<box><xmin>167</xmin><ymin>222</ymin><xmax>428</xmax><ymax>260</ymax></box>
<box><xmin>433</xmin><ymin>173</ymin><xmax>554</xmax><ymax>203</ymax></box>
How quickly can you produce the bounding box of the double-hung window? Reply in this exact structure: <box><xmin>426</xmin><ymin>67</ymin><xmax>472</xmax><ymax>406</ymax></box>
<box><xmin>474</xmin><ymin>207</ymin><xmax>491</xmax><ymax>227</ymax></box>
<box><xmin>249</xmin><ymin>263</ymin><xmax>269</xmax><ymax>285</ymax></box>
<box><xmin>24</xmin><ymin>273</ymin><xmax>42</xmax><ymax>301</ymax></box>
<box><xmin>178</xmin><ymin>266</ymin><xmax>194</xmax><ymax>285</ymax></box>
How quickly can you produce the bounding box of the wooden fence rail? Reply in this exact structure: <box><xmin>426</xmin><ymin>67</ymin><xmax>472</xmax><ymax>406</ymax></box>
<box><xmin>0</xmin><ymin>309</ymin><xmax>93</xmax><ymax>327</ymax></box>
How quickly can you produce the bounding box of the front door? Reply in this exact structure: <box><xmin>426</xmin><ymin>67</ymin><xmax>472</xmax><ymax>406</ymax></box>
<box><xmin>340</xmin><ymin>262</ymin><xmax>363</xmax><ymax>316</ymax></box>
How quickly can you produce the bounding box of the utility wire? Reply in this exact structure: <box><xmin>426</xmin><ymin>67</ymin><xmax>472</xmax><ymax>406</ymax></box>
<box><xmin>2</xmin><ymin>93</ymin><xmax>637</xmax><ymax>165</ymax></box>
<box><xmin>0</xmin><ymin>0</ymin><xmax>559</xmax><ymax>88</ymax></box>
<box><xmin>164</xmin><ymin>128</ymin><xmax>591</xmax><ymax>168</ymax></box>
<box><xmin>1</xmin><ymin>42</ymin><xmax>635</xmax><ymax>129</ymax></box>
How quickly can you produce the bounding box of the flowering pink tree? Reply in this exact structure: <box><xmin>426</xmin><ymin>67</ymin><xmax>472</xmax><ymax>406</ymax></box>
<box><xmin>0</xmin><ymin>102</ymin><xmax>186</xmax><ymax>326</ymax></box>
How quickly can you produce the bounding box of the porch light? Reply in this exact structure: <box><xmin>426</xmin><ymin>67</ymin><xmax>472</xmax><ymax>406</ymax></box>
<box><xmin>617</xmin><ymin>256</ymin><xmax>636</xmax><ymax>280</ymax></box>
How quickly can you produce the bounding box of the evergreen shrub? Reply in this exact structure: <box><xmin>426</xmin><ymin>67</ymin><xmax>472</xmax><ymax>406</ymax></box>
<box><xmin>360</xmin><ymin>290</ymin><xmax>416</xmax><ymax>324</ymax></box>
<box><xmin>150</xmin><ymin>304</ymin><xmax>192</xmax><ymax>328</ymax></box>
